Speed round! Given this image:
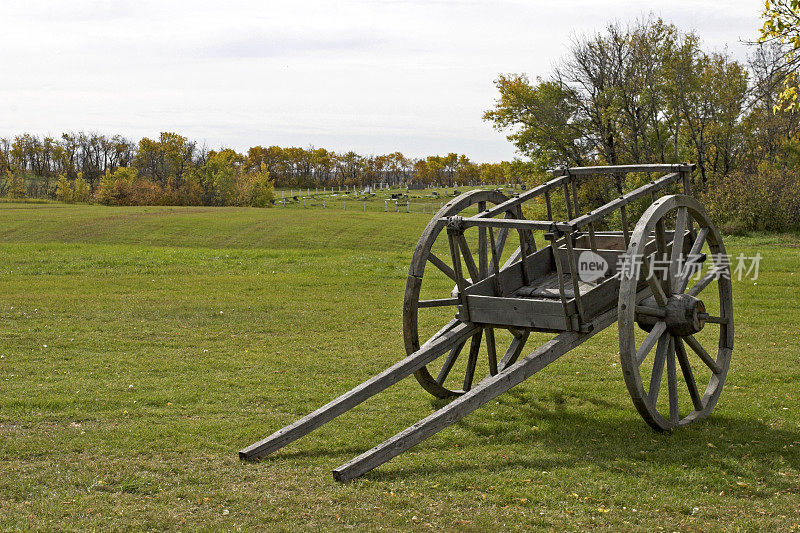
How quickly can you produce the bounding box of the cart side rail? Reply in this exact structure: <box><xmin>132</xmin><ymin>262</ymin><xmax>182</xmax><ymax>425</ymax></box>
<box><xmin>442</xmin><ymin>163</ymin><xmax>695</xmax><ymax>332</ymax></box>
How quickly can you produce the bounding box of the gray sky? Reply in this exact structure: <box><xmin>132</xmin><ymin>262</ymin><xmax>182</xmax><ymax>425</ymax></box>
<box><xmin>1</xmin><ymin>0</ymin><xmax>763</xmax><ymax>162</ymax></box>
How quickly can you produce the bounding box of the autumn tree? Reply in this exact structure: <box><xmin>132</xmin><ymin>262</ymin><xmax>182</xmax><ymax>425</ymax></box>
<box><xmin>759</xmin><ymin>0</ymin><xmax>800</xmax><ymax>110</ymax></box>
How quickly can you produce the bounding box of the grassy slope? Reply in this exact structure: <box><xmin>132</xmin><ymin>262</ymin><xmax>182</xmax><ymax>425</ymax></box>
<box><xmin>0</xmin><ymin>203</ymin><xmax>798</xmax><ymax>531</ymax></box>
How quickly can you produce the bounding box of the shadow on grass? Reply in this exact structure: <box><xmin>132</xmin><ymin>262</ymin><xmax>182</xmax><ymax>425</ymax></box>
<box><xmin>362</xmin><ymin>391</ymin><xmax>800</xmax><ymax>494</ymax></box>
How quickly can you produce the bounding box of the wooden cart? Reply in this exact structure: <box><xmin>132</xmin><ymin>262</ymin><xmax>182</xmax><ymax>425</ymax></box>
<box><xmin>239</xmin><ymin>164</ymin><xmax>734</xmax><ymax>482</ymax></box>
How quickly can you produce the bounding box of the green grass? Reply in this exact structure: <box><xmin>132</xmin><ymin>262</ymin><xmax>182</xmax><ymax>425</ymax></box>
<box><xmin>0</xmin><ymin>203</ymin><xmax>798</xmax><ymax>531</ymax></box>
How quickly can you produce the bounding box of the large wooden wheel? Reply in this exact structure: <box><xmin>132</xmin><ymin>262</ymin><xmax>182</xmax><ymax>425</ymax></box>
<box><xmin>404</xmin><ymin>190</ymin><xmax>534</xmax><ymax>398</ymax></box>
<box><xmin>618</xmin><ymin>194</ymin><xmax>734</xmax><ymax>430</ymax></box>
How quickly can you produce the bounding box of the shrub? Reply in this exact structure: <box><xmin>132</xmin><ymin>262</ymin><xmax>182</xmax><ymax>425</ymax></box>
<box><xmin>55</xmin><ymin>174</ymin><xmax>73</xmax><ymax>202</ymax></box>
<box><xmin>73</xmin><ymin>174</ymin><xmax>91</xmax><ymax>203</ymax></box>
<box><xmin>703</xmin><ymin>167</ymin><xmax>800</xmax><ymax>233</ymax></box>
<box><xmin>7</xmin><ymin>170</ymin><xmax>26</xmax><ymax>199</ymax></box>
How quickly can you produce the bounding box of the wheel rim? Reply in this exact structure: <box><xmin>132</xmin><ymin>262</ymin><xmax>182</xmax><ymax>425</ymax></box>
<box><xmin>404</xmin><ymin>189</ymin><xmax>533</xmax><ymax>398</ymax></box>
<box><xmin>618</xmin><ymin>194</ymin><xmax>734</xmax><ymax>430</ymax></box>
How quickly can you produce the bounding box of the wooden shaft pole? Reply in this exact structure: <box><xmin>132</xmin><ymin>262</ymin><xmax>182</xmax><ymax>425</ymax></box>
<box><xmin>239</xmin><ymin>321</ymin><xmax>479</xmax><ymax>460</ymax></box>
<box><xmin>331</xmin><ymin>307</ymin><xmax>617</xmax><ymax>482</ymax></box>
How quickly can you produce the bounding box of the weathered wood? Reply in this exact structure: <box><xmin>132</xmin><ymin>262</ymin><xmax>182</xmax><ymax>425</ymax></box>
<box><xmin>686</xmin><ymin>270</ymin><xmax>716</xmax><ymax>298</ymax></box>
<box><xmin>331</xmin><ymin>307</ymin><xmax>618</xmax><ymax>482</ymax></box>
<box><xmin>635</xmin><ymin>304</ymin><xmax>666</xmax><ymax>319</ymax></box>
<box><xmin>436</xmin><ymin>338</ymin><xmax>466</xmax><ymax>385</ymax></box>
<box><xmin>418</xmin><ymin>298</ymin><xmax>460</xmax><ymax>308</ymax></box>
<box><xmin>461</xmin><ymin>217</ymin><xmax>572</xmax><ymax>233</ymax></box>
<box><xmin>485</xmin><ymin>327</ymin><xmax>498</xmax><ymax>376</ymax></box>
<box><xmin>552</xmin><ymin>164</ymin><xmax>694</xmax><ymax>176</ymax></box>
<box><xmin>635</xmin><ymin>321</ymin><xmax>667</xmax><ymax>365</ymax></box>
<box><xmin>456</xmin><ymin>233</ymin><xmax>480</xmax><ymax>282</ymax></box>
<box><xmin>478</xmin><ymin>201</ymin><xmax>488</xmax><ymax>280</ymax></box>
<box><xmin>570</xmin><ymin>173</ymin><xmax>681</xmax><ymax>229</ymax></box>
<box><xmin>478</xmin><ymin>176</ymin><xmax>569</xmax><ymax>219</ymax></box>
<box><xmin>647</xmin><ymin>334</ymin><xmax>669</xmax><ymax>404</ymax></box>
<box><xmin>466</xmin><ymin>294</ymin><xmax>576</xmax><ymax>330</ymax></box>
<box><xmin>619</xmin><ymin>193</ymin><xmax>732</xmax><ymax>431</ymax></box>
<box><xmin>427</xmin><ymin>252</ymin><xmax>457</xmax><ymax>282</ymax></box>
<box><xmin>683</xmin><ymin>334</ymin><xmax>722</xmax><ymax>374</ymax></box>
<box><xmin>669</xmin><ymin>207</ymin><xmax>689</xmax><ymax>289</ymax></box>
<box><xmin>675</xmin><ymin>337</ymin><xmax>704</xmax><ymax>411</ymax></box>
<box><xmin>498</xmin><ymin>330</ymin><xmax>529</xmax><ymax>370</ymax></box>
<box><xmin>666</xmin><ymin>336</ymin><xmax>679</xmax><ymax>424</ymax></box>
<box><xmin>239</xmin><ymin>320</ymin><xmax>479</xmax><ymax>460</ymax></box>
<box><xmin>462</xmin><ymin>330</ymin><xmax>483</xmax><ymax>391</ymax></box>
<box><xmin>564</xmin><ymin>234</ymin><xmax>585</xmax><ymax>323</ymax></box>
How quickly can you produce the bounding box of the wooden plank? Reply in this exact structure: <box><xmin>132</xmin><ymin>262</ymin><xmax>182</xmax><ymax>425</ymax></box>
<box><xmin>331</xmin><ymin>306</ymin><xmax>618</xmax><ymax>482</ymax></box>
<box><xmin>465</xmin><ymin>245</ymin><xmax>555</xmax><ymax>298</ymax></box>
<box><xmin>447</xmin><ymin>230</ymin><xmax>470</xmax><ymax>321</ymax></box>
<box><xmin>466</xmin><ymin>294</ymin><xmax>576</xmax><ymax>318</ymax></box>
<box><xmin>239</xmin><ymin>320</ymin><xmax>479</xmax><ymax>460</ymax></box>
<box><xmin>553</xmin><ymin>164</ymin><xmax>694</xmax><ymax>176</ymax></box>
<box><xmin>478</xmin><ymin>203</ymin><xmax>488</xmax><ymax>280</ymax></box>
<box><xmin>461</xmin><ymin>217</ymin><xmax>571</xmax><ymax>233</ymax></box>
<box><xmin>569</xmin><ymin>173</ymin><xmax>680</xmax><ymax>229</ymax></box>
<box><xmin>564</xmin><ymin>235</ymin><xmax>585</xmax><ymax>323</ymax></box>
<box><xmin>478</xmin><ymin>175</ymin><xmax>569</xmax><ymax>219</ymax></box>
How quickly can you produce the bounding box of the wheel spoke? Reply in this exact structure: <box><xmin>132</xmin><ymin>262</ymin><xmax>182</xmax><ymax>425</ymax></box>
<box><xmin>418</xmin><ymin>298</ymin><xmax>460</xmax><ymax>308</ymax></box>
<box><xmin>683</xmin><ymin>334</ymin><xmax>722</xmax><ymax>374</ymax></box>
<box><xmin>635</xmin><ymin>305</ymin><xmax>666</xmax><ymax>319</ymax></box>
<box><xmin>499</xmin><ymin>330</ymin><xmax>530</xmax><ymax>370</ymax></box>
<box><xmin>686</xmin><ymin>270</ymin><xmax>717</xmax><ymax>297</ymax></box>
<box><xmin>636</xmin><ymin>321</ymin><xmax>667</xmax><ymax>366</ymax></box>
<box><xmin>667</xmin><ymin>336</ymin><xmax>679</xmax><ymax>423</ymax></box>
<box><xmin>485</xmin><ymin>327</ymin><xmax>498</xmax><ymax>376</ymax></box>
<box><xmin>478</xmin><ymin>201</ymin><xmax>488</xmax><ymax>279</ymax></box>
<box><xmin>456</xmin><ymin>234</ymin><xmax>480</xmax><ymax>281</ymax></box>
<box><xmin>699</xmin><ymin>314</ymin><xmax>730</xmax><ymax>324</ymax></box>
<box><xmin>462</xmin><ymin>330</ymin><xmax>483</xmax><ymax>391</ymax></box>
<box><xmin>436</xmin><ymin>339</ymin><xmax>466</xmax><ymax>385</ymax></box>
<box><xmin>641</xmin><ymin>254</ymin><xmax>668</xmax><ymax>307</ymax></box>
<box><xmin>648</xmin><ymin>334</ymin><xmax>670</xmax><ymax>404</ymax></box>
<box><xmin>670</xmin><ymin>207</ymin><xmax>689</xmax><ymax>289</ymax></box>
<box><xmin>428</xmin><ymin>252</ymin><xmax>457</xmax><ymax>282</ymax></box>
<box><xmin>678</xmin><ymin>227</ymin><xmax>709</xmax><ymax>293</ymax></box>
<box><xmin>675</xmin><ymin>337</ymin><xmax>704</xmax><ymax>411</ymax></box>
<box><xmin>506</xmin><ymin>326</ymin><xmax>523</xmax><ymax>339</ymax></box>
<box><xmin>494</xmin><ymin>226</ymin><xmax>509</xmax><ymax>257</ymax></box>
<box><xmin>653</xmin><ymin>217</ymin><xmax>671</xmax><ymax>294</ymax></box>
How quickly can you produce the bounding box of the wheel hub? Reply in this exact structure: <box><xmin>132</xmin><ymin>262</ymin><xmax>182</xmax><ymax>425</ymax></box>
<box><xmin>636</xmin><ymin>293</ymin><xmax>706</xmax><ymax>336</ymax></box>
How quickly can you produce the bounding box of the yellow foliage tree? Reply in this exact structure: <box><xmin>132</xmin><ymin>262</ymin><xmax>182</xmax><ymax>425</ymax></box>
<box><xmin>760</xmin><ymin>0</ymin><xmax>800</xmax><ymax>111</ymax></box>
<box><xmin>8</xmin><ymin>170</ymin><xmax>26</xmax><ymax>199</ymax></box>
<box><xmin>55</xmin><ymin>173</ymin><xmax>73</xmax><ymax>202</ymax></box>
<box><xmin>73</xmin><ymin>173</ymin><xmax>91</xmax><ymax>203</ymax></box>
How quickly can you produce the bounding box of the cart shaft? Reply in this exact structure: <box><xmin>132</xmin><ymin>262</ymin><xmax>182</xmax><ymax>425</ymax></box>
<box><xmin>332</xmin><ymin>305</ymin><xmax>618</xmax><ymax>482</ymax></box>
<box><xmin>239</xmin><ymin>320</ymin><xmax>480</xmax><ymax>461</ymax></box>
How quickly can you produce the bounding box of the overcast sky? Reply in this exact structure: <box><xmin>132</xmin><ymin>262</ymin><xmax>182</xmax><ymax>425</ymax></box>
<box><xmin>1</xmin><ymin>0</ymin><xmax>763</xmax><ymax>162</ymax></box>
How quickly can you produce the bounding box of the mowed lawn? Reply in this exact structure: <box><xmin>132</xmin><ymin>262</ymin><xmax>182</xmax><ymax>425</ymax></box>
<box><xmin>1</xmin><ymin>202</ymin><xmax>798</xmax><ymax>531</ymax></box>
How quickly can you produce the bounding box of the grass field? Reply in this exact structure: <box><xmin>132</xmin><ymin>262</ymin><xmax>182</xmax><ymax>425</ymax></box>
<box><xmin>1</xmin><ymin>202</ymin><xmax>799</xmax><ymax>531</ymax></box>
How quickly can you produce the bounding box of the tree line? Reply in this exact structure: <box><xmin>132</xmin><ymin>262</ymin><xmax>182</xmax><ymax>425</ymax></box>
<box><xmin>483</xmin><ymin>17</ymin><xmax>800</xmax><ymax>231</ymax></box>
<box><xmin>0</xmin><ymin>132</ymin><xmax>523</xmax><ymax>207</ymax></box>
